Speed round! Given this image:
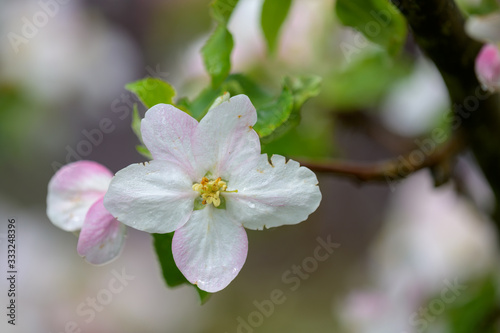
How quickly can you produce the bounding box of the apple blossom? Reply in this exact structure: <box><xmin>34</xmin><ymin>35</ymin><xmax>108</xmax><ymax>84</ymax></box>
<box><xmin>47</xmin><ymin>161</ymin><xmax>126</xmax><ymax>265</ymax></box>
<box><xmin>337</xmin><ymin>172</ymin><xmax>497</xmax><ymax>333</ymax></box>
<box><xmin>1</xmin><ymin>1</ymin><xmax>139</xmax><ymax>105</ymax></box>
<box><xmin>374</xmin><ymin>172</ymin><xmax>496</xmax><ymax>293</ymax></box>
<box><xmin>103</xmin><ymin>95</ymin><xmax>322</xmax><ymax>292</ymax></box>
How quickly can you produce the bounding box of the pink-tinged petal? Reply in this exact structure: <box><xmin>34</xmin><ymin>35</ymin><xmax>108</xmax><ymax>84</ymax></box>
<box><xmin>141</xmin><ymin>104</ymin><xmax>200</xmax><ymax>179</ymax></box>
<box><xmin>172</xmin><ymin>206</ymin><xmax>248</xmax><ymax>292</ymax></box>
<box><xmin>225</xmin><ymin>154</ymin><xmax>322</xmax><ymax>230</ymax></box>
<box><xmin>77</xmin><ymin>197</ymin><xmax>126</xmax><ymax>265</ymax></box>
<box><xmin>475</xmin><ymin>44</ymin><xmax>500</xmax><ymax>92</ymax></box>
<box><xmin>192</xmin><ymin>95</ymin><xmax>261</xmax><ymax>181</ymax></box>
<box><xmin>47</xmin><ymin>161</ymin><xmax>113</xmax><ymax>232</ymax></box>
<box><xmin>103</xmin><ymin>160</ymin><xmax>197</xmax><ymax>234</ymax></box>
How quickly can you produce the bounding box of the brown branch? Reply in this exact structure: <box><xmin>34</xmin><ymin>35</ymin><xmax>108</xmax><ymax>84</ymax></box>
<box><xmin>299</xmin><ymin>138</ymin><xmax>463</xmax><ymax>184</ymax></box>
<box><xmin>390</xmin><ymin>0</ymin><xmax>500</xmax><ymax>222</ymax></box>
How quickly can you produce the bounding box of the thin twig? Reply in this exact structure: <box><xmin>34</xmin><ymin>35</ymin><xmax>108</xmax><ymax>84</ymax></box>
<box><xmin>299</xmin><ymin>138</ymin><xmax>463</xmax><ymax>183</ymax></box>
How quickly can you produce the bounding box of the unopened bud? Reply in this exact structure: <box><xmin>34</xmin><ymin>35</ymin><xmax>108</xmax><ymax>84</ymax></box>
<box><xmin>475</xmin><ymin>43</ymin><xmax>500</xmax><ymax>92</ymax></box>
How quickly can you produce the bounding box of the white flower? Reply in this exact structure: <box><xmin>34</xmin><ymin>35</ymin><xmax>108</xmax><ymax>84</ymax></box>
<box><xmin>0</xmin><ymin>1</ymin><xmax>139</xmax><ymax>106</ymax></box>
<box><xmin>381</xmin><ymin>58</ymin><xmax>449</xmax><ymax>136</ymax></box>
<box><xmin>47</xmin><ymin>161</ymin><xmax>127</xmax><ymax>265</ymax></box>
<box><xmin>373</xmin><ymin>173</ymin><xmax>497</xmax><ymax>292</ymax></box>
<box><xmin>103</xmin><ymin>95</ymin><xmax>322</xmax><ymax>292</ymax></box>
<box><xmin>337</xmin><ymin>172</ymin><xmax>497</xmax><ymax>333</ymax></box>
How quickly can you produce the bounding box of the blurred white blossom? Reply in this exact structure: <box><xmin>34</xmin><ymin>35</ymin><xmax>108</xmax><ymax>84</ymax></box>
<box><xmin>337</xmin><ymin>172</ymin><xmax>497</xmax><ymax>332</ymax></box>
<box><xmin>465</xmin><ymin>13</ymin><xmax>500</xmax><ymax>43</ymax></box>
<box><xmin>381</xmin><ymin>59</ymin><xmax>450</xmax><ymax>136</ymax></box>
<box><xmin>0</xmin><ymin>0</ymin><xmax>139</xmax><ymax>107</ymax></box>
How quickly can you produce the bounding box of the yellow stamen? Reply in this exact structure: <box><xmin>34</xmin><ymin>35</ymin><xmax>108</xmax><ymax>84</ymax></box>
<box><xmin>192</xmin><ymin>176</ymin><xmax>231</xmax><ymax>207</ymax></box>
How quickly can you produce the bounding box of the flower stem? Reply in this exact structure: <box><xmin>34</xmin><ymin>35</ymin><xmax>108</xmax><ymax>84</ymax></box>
<box><xmin>299</xmin><ymin>138</ymin><xmax>463</xmax><ymax>184</ymax></box>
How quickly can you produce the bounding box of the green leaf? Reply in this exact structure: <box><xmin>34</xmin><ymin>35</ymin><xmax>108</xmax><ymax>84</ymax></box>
<box><xmin>457</xmin><ymin>0</ymin><xmax>500</xmax><ymax>16</ymax></box>
<box><xmin>135</xmin><ymin>145</ymin><xmax>152</xmax><ymax>159</ymax></box>
<box><xmin>232</xmin><ymin>74</ymin><xmax>322</xmax><ymax>142</ymax></box>
<box><xmin>125</xmin><ymin>78</ymin><xmax>176</xmax><ymax>109</ymax></box>
<box><xmin>210</xmin><ymin>0</ymin><xmax>240</xmax><ymax>24</ymax></box>
<box><xmin>177</xmin><ymin>86</ymin><xmax>223</xmax><ymax>121</ymax></box>
<box><xmin>178</xmin><ymin>74</ymin><xmax>321</xmax><ymax>142</ymax></box>
<box><xmin>253</xmin><ymin>85</ymin><xmax>294</xmax><ymax>138</ymax></box>
<box><xmin>196</xmin><ymin>289</ymin><xmax>212</xmax><ymax>304</ymax></box>
<box><xmin>442</xmin><ymin>276</ymin><xmax>499</xmax><ymax>333</ymax></box>
<box><xmin>131</xmin><ymin>104</ymin><xmax>142</xmax><ymax>143</ymax></box>
<box><xmin>130</xmin><ymin>104</ymin><xmax>153</xmax><ymax>159</ymax></box>
<box><xmin>261</xmin><ymin>0</ymin><xmax>293</xmax><ymax>54</ymax></box>
<box><xmin>201</xmin><ymin>0</ymin><xmax>239</xmax><ymax>88</ymax></box>
<box><xmin>152</xmin><ymin>233</ymin><xmax>187</xmax><ymax>288</ymax></box>
<box><xmin>284</xmin><ymin>75</ymin><xmax>322</xmax><ymax>110</ymax></box>
<box><xmin>262</xmin><ymin>124</ymin><xmax>333</xmax><ymax>159</ymax></box>
<box><xmin>152</xmin><ymin>233</ymin><xmax>211</xmax><ymax>304</ymax></box>
<box><xmin>257</xmin><ymin>75</ymin><xmax>322</xmax><ymax>143</ymax></box>
<box><xmin>0</xmin><ymin>86</ymin><xmax>29</xmax><ymax>155</ymax></box>
<box><xmin>224</xmin><ymin>74</ymin><xmax>320</xmax><ymax>142</ymax></box>
<box><xmin>202</xmin><ymin>25</ymin><xmax>234</xmax><ymax>88</ymax></box>
<box><xmin>335</xmin><ymin>0</ymin><xmax>407</xmax><ymax>56</ymax></box>
<box><xmin>178</xmin><ymin>74</ymin><xmax>270</xmax><ymax>121</ymax></box>
<box><xmin>217</xmin><ymin>74</ymin><xmax>294</xmax><ymax>140</ymax></box>
<box><xmin>223</xmin><ymin>74</ymin><xmax>273</xmax><ymax>105</ymax></box>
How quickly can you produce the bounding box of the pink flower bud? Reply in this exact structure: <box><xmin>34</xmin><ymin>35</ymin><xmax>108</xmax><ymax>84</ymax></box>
<box><xmin>475</xmin><ymin>44</ymin><xmax>500</xmax><ymax>92</ymax></box>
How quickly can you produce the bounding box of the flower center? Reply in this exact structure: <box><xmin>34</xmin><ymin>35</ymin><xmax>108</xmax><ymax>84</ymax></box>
<box><xmin>192</xmin><ymin>177</ymin><xmax>228</xmax><ymax>207</ymax></box>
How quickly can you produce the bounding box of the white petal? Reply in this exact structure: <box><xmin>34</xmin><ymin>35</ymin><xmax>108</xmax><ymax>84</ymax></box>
<box><xmin>47</xmin><ymin>161</ymin><xmax>112</xmax><ymax>232</ymax></box>
<box><xmin>77</xmin><ymin>197</ymin><xmax>126</xmax><ymax>265</ymax></box>
<box><xmin>192</xmin><ymin>95</ymin><xmax>261</xmax><ymax>180</ymax></box>
<box><xmin>172</xmin><ymin>206</ymin><xmax>248</xmax><ymax>292</ymax></box>
<box><xmin>466</xmin><ymin>14</ymin><xmax>500</xmax><ymax>43</ymax></box>
<box><xmin>141</xmin><ymin>104</ymin><xmax>200</xmax><ymax>179</ymax></box>
<box><xmin>103</xmin><ymin>160</ymin><xmax>198</xmax><ymax>233</ymax></box>
<box><xmin>225</xmin><ymin>154</ymin><xmax>322</xmax><ymax>230</ymax></box>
